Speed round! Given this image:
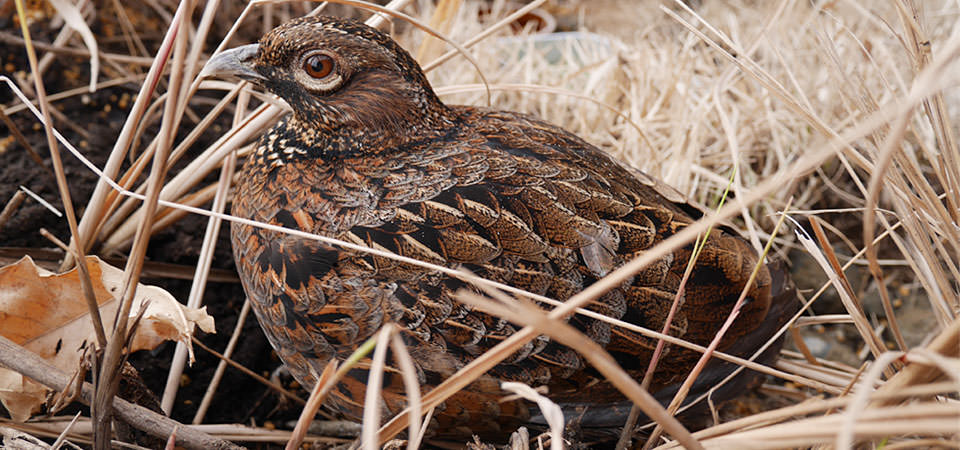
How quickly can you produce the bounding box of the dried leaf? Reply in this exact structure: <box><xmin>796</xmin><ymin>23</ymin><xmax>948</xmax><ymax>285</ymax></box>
<box><xmin>0</xmin><ymin>256</ymin><xmax>214</xmax><ymax>421</ymax></box>
<box><xmin>0</xmin><ymin>370</ymin><xmax>47</xmax><ymax>422</ymax></box>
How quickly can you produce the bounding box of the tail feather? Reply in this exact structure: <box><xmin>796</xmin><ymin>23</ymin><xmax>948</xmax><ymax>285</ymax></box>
<box><xmin>530</xmin><ymin>259</ymin><xmax>799</xmax><ymax>435</ymax></box>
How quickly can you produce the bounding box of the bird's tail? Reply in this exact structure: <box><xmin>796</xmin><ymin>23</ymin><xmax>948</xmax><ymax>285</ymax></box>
<box><xmin>534</xmin><ymin>259</ymin><xmax>799</xmax><ymax>436</ymax></box>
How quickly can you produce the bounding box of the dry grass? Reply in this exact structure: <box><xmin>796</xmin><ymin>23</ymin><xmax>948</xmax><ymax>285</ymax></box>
<box><xmin>1</xmin><ymin>0</ymin><xmax>959</xmax><ymax>448</ymax></box>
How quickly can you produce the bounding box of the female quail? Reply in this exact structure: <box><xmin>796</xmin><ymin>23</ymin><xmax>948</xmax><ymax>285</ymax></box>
<box><xmin>204</xmin><ymin>15</ymin><xmax>796</xmax><ymax>438</ymax></box>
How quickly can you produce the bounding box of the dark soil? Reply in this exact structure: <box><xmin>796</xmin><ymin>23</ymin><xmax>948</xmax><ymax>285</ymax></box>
<box><xmin>0</xmin><ymin>3</ymin><xmax>307</xmax><ymax>446</ymax></box>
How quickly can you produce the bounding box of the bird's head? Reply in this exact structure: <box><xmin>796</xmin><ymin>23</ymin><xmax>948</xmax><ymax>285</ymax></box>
<box><xmin>202</xmin><ymin>15</ymin><xmax>452</xmax><ymax>144</ymax></box>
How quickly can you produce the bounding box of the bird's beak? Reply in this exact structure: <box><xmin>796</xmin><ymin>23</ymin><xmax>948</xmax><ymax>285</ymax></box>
<box><xmin>200</xmin><ymin>44</ymin><xmax>264</xmax><ymax>82</ymax></box>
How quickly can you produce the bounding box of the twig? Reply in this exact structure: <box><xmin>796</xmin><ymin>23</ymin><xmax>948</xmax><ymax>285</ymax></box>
<box><xmin>0</xmin><ymin>108</ymin><xmax>57</xmax><ymax>185</ymax></box>
<box><xmin>661</xmin><ymin>403</ymin><xmax>960</xmax><ymax>448</ymax></box>
<box><xmin>421</xmin><ymin>0</ymin><xmax>547</xmax><ymax>72</ymax></box>
<box><xmin>190</xmin><ymin>299</ymin><xmax>252</xmax><ymax>424</ymax></box>
<box><xmin>837</xmin><ymin>351</ymin><xmax>905</xmax><ymax>449</ymax></box>
<box><xmin>49</xmin><ymin>411</ymin><xmax>82</xmax><ymax>450</ymax></box>
<box><xmin>619</xmin><ymin>168</ymin><xmax>738</xmax><ymax>449</ymax></box>
<box><xmin>862</xmin><ymin>91</ymin><xmax>913</xmax><ymax>353</ymax></box>
<box><xmin>2</xmin><ymin>75</ymin><xmax>146</xmax><ymax>117</ymax></box>
<box><xmin>388</xmin><ymin>332</ymin><xmax>423</xmax><ymax>450</ymax></box>
<box><xmin>0</xmin><ymin>190</ymin><xmax>27</xmax><ymax>233</ymax></box>
<box><xmin>0</xmin><ymin>335</ymin><xmax>241</xmax><ymax>450</ymax></box>
<box><xmin>39</xmin><ymin>228</ymin><xmax>71</xmax><ymax>252</ymax></box>
<box><xmin>652</xmin><ymin>381</ymin><xmax>960</xmax><ymax>448</ymax></box>
<box><xmin>190</xmin><ymin>336</ymin><xmax>305</xmax><ymax>405</ymax></box>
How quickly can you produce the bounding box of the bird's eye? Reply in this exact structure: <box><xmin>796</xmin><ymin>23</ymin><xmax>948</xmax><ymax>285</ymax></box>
<box><xmin>303</xmin><ymin>54</ymin><xmax>335</xmax><ymax>79</ymax></box>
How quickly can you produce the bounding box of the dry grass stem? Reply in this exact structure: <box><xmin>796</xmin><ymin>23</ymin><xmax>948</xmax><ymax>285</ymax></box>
<box><xmin>0</xmin><ymin>108</ymin><xmax>54</xmax><ymax>183</ymax></box>
<box><xmin>420</xmin><ymin>0</ymin><xmax>547</xmax><ymax>72</ymax></box>
<box><xmin>92</xmin><ymin>4</ymin><xmax>195</xmax><ymax>447</ymax></box>
<box><xmin>4</xmin><ymin>0</ymin><xmax>960</xmax><ymax>448</ymax></box>
<box><xmin>806</xmin><ymin>217</ymin><xmax>889</xmax><ymax>365</ymax></box>
<box><xmin>0</xmin><ymin>190</ymin><xmax>28</xmax><ymax>233</ymax></box>
<box><xmin>67</xmin><ymin>1</ymin><xmax>190</xmax><ymax>269</ymax></box>
<box><xmin>190</xmin><ymin>337</ymin><xmax>304</xmax><ymax>406</ymax></box>
<box><xmin>158</xmin><ymin>88</ymin><xmax>247</xmax><ymax>415</ymax></box>
<box><xmin>388</xmin><ymin>332</ymin><xmax>423</xmax><ymax>450</ymax></box>
<box><xmin>671</xmin><ymin>403</ymin><xmax>959</xmax><ymax>449</ymax></box>
<box><xmin>48</xmin><ymin>411</ymin><xmax>83</xmax><ymax>450</ymax></box>
<box><xmin>361</xmin><ymin>324</ymin><xmax>395</xmax><ymax>450</ymax></box>
<box><xmin>454</xmin><ymin>288</ymin><xmax>703</xmax><ymax>449</ymax></box>
<box><xmin>191</xmin><ymin>299</ymin><xmax>253</xmax><ymax>425</ymax></box>
<box><xmin>645</xmin><ymin>199</ymin><xmax>793</xmax><ymax>448</ymax></box>
<box><xmin>286</xmin><ymin>361</ymin><xmax>338</xmax><ymax>450</ymax></box>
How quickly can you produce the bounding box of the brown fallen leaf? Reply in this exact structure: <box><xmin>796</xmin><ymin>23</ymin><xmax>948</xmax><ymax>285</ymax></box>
<box><xmin>0</xmin><ymin>256</ymin><xmax>215</xmax><ymax>421</ymax></box>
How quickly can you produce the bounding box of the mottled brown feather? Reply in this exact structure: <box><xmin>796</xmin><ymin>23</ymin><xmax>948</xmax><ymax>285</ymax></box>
<box><xmin>220</xmin><ymin>15</ymin><xmax>797</xmax><ymax>438</ymax></box>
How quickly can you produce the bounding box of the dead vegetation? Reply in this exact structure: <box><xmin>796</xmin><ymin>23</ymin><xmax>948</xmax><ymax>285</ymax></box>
<box><xmin>0</xmin><ymin>0</ymin><xmax>958</xmax><ymax>448</ymax></box>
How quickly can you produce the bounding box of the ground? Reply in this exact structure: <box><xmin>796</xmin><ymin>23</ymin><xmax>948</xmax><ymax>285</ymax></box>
<box><xmin>1</xmin><ymin>0</ymin><xmax>948</xmax><ymax>448</ymax></box>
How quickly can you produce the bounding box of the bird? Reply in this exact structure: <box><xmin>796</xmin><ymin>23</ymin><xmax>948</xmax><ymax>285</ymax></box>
<box><xmin>203</xmin><ymin>15</ymin><xmax>797</xmax><ymax>440</ymax></box>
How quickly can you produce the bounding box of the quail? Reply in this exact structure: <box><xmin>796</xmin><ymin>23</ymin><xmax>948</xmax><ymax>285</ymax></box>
<box><xmin>204</xmin><ymin>15</ymin><xmax>797</xmax><ymax>438</ymax></box>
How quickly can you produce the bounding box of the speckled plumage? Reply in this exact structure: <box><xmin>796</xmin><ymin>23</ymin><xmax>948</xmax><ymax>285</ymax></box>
<box><xmin>213</xmin><ymin>15</ymin><xmax>796</xmax><ymax>437</ymax></box>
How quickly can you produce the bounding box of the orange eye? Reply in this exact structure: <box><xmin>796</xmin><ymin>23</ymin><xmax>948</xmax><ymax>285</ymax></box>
<box><xmin>303</xmin><ymin>54</ymin><xmax>335</xmax><ymax>79</ymax></box>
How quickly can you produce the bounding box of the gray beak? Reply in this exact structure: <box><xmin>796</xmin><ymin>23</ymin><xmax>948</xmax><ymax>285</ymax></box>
<box><xmin>200</xmin><ymin>44</ymin><xmax>264</xmax><ymax>82</ymax></box>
